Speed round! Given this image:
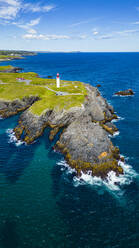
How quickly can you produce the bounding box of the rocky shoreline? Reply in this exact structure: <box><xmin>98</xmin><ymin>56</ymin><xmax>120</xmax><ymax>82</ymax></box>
<box><xmin>0</xmin><ymin>67</ymin><xmax>22</xmax><ymax>73</ymax></box>
<box><xmin>0</xmin><ymin>83</ymin><xmax>124</xmax><ymax>179</ymax></box>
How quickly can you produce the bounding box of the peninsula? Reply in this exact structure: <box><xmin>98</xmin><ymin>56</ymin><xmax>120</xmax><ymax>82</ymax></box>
<box><xmin>0</xmin><ymin>50</ymin><xmax>36</xmax><ymax>61</ymax></box>
<box><xmin>0</xmin><ymin>65</ymin><xmax>124</xmax><ymax>178</ymax></box>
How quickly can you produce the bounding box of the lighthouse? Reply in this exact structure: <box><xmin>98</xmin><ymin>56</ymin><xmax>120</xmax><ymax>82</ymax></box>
<box><xmin>56</xmin><ymin>73</ymin><xmax>60</xmax><ymax>88</ymax></box>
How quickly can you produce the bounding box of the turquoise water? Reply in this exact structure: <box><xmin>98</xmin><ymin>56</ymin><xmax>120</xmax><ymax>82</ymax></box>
<box><xmin>0</xmin><ymin>53</ymin><xmax>139</xmax><ymax>247</ymax></box>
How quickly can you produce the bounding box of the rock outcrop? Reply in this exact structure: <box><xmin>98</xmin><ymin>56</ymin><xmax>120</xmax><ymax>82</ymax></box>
<box><xmin>8</xmin><ymin>84</ymin><xmax>123</xmax><ymax>178</ymax></box>
<box><xmin>96</xmin><ymin>84</ymin><xmax>101</xmax><ymax>88</ymax></box>
<box><xmin>0</xmin><ymin>96</ymin><xmax>39</xmax><ymax>118</ymax></box>
<box><xmin>115</xmin><ymin>89</ymin><xmax>134</xmax><ymax>96</ymax></box>
<box><xmin>0</xmin><ymin>67</ymin><xmax>22</xmax><ymax>73</ymax></box>
<box><xmin>0</xmin><ymin>83</ymin><xmax>124</xmax><ymax>178</ymax></box>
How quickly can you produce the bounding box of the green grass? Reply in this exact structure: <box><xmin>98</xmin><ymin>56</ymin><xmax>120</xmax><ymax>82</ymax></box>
<box><xmin>30</xmin><ymin>95</ymin><xmax>85</xmax><ymax>115</ymax></box>
<box><xmin>0</xmin><ymin>72</ymin><xmax>38</xmax><ymax>83</ymax></box>
<box><xmin>0</xmin><ymin>55</ymin><xmax>21</xmax><ymax>60</ymax></box>
<box><xmin>0</xmin><ymin>70</ymin><xmax>87</xmax><ymax>116</ymax></box>
<box><xmin>0</xmin><ymin>84</ymin><xmax>47</xmax><ymax>100</ymax></box>
<box><xmin>0</xmin><ymin>65</ymin><xmax>13</xmax><ymax>71</ymax></box>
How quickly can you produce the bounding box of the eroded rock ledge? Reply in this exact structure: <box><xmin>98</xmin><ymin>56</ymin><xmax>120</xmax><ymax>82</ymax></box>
<box><xmin>0</xmin><ymin>85</ymin><xmax>124</xmax><ymax>178</ymax></box>
<box><xmin>0</xmin><ymin>96</ymin><xmax>39</xmax><ymax>118</ymax></box>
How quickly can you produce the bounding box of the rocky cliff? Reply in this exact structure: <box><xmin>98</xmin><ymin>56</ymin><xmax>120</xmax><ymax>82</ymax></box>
<box><xmin>0</xmin><ymin>84</ymin><xmax>123</xmax><ymax>178</ymax></box>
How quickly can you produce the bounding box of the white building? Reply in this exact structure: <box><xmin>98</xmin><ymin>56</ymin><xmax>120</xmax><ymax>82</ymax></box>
<box><xmin>56</xmin><ymin>73</ymin><xmax>60</xmax><ymax>88</ymax></box>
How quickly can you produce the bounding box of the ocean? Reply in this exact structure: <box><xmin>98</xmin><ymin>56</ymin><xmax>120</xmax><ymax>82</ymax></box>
<box><xmin>0</xmin><ymin>52</ymin><xmax>139</xmax><ymax>248</ymax></box>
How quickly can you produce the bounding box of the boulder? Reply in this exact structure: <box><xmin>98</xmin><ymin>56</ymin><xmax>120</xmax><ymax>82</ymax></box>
<box><xmin>115</xmin><ymin>89</ymin><xmax>134</xmax><ymax>96</ymax></box>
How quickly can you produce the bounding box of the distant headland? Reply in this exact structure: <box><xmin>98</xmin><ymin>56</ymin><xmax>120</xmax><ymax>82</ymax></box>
<box><xmin>0</xmin><ymin>50</ymin><xmax>37</xmax><ymax>62</ymax></box>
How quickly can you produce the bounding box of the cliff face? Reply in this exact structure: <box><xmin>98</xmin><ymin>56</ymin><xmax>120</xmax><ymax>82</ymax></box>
<box><xmin>0</xmin><ymin>84</ymin><xmax>123</xmax><ymax>178</ymax></box>
<box><xmin>0</xmin><ymin>96</ymin><xmax>39</xmax><ymax>118</ymax></box>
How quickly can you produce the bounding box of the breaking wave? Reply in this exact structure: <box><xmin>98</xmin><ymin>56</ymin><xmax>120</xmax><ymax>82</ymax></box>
<box><xmin>112</xmin><ymin>116</ymin><xmax>125</xmax><ymax>123</ymax></box>
<box><xmin>58</xmin><ymin>159</ymin><xmax>138</xmax><ymax>192</ymax></box>
<box><xmin>58</xmin><ymin>160</ymin><xmax>76</xmax><ymax>175</ymax></box>
<box><xmin>6</xmin><ymin>129</ymin><xmax>24</xmax><ymax>147</ymax></box>
<box><xmin>113</xmin><ymin>94</ymin><xmax>135</xmax><ymax>98</ymax></box>
<box><xmin>109</xmin><ymin>131</ymin><xmax>120</xmax><ymax>138</ymax></box>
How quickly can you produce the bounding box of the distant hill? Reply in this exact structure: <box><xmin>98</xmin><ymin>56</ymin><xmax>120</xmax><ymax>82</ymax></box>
<box><xmin>0</xmin><ymin>50</ymin><xmax>37</xmax><ymax>56</ymax></box>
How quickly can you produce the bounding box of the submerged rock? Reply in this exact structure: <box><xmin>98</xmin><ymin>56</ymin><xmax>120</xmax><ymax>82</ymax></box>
<box><xmin>115</xmin><ymin>89</ymin><xmax>134</xmax><ymax>96</ymax></box>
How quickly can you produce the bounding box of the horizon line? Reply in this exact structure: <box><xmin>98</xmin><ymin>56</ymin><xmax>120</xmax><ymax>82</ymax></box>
<box><xmin>0</xmin><ymin>50</ymin><xmax>139</xmax><ymax>53</ymax></box>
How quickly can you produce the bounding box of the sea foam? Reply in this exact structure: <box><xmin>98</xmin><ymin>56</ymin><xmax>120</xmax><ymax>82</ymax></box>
<box><xmin>6</xmin><ymin>129</ymin><xmax>24</xmax><ymax>147</ymax></box>
<box><xmin>109</xmin><ymin>131</ymin><xmax>120</xmax><ymax>138</ymax></box>
<box><xmin>113</xmin><ymin>94</ymin><xmax>135</xmax><ymax>98</ymax></box>
<box><xmin>57</xmin><ymin>158</ymin><xmax>138</xmax><ymax>192</ymax></box>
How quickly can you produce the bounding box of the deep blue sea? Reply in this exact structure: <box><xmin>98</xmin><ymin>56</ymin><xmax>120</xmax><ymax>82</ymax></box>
<box><xmin>0</xmin><ymin>53</ymin><xmax>139</xmax><ymax>248</ymax></box>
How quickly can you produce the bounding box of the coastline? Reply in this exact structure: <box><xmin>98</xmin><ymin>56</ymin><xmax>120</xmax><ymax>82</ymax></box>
<box><xmin>0</xmin><ymin>61</ymin><xmax>124</xmax><ymax>179</ymax></box>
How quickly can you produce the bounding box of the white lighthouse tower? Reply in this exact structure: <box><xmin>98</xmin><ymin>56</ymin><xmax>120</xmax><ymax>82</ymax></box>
<box><xmin>56</xmin><ymin>73</ymin><xmax>60</xmax><ymax>88</ymax></box>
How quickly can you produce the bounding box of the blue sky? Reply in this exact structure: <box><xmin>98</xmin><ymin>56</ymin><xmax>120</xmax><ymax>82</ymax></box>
<box><xmin>0</xmin><ymin>0</ymin><xmax>139</xmax><ymax>51</ymax></box>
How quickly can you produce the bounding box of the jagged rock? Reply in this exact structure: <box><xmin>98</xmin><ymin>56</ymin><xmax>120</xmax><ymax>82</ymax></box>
<box><xmin>101</xmin><ymin>122</ymin><xmax>118</xmax><ymax>135</ymax></box>
<box><xmin>0</xmin><ymin>96</ymin><xmax>39</xmax><ymax>118</ymax></box>
<box><xmin>57</xmin><ymin>118</ymin><xmax>111</xmax><ymax>163</ymax></box>
<box><xmin>84</xmin><ymin>85</ymin><xmax>114</xmax><ymax>121</ymax></box>
<box><xmin>14</xmin><ymin>105</ymin><xmax>84</xmax><ymax>144</ymax></box>
<box><xmin>115</xmin><ymin>89</ymin><xmax>134</xmax><ymax>96</ymax></box>
<box><xmin>55</xmin><ymin>117</ymin><xmax>123</xmax><ymax>178</ymax></box>
<box><xmin>2</xmin><ymin>84</ymin><xmax>123</xmax><ymax>178</ymax></box>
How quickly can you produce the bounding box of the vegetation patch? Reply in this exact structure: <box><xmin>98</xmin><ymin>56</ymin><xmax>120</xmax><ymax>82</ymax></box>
<box><xmin>0</xmin><ymin>65</ymin><xmax>14</xmax><ymax>71</ymax></box>
<box><xmin>0</xmin><ymin>55</ymin><xmax>21</xmax><ymax>61</ymax></box>
<box><xmin>0</xmin><ymin>69</ymin><xmax>86</xmax><ymax>115</ymax></box>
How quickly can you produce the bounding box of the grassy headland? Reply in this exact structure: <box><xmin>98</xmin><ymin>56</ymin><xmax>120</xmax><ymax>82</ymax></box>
<box><xmin>0</xmin><ymin>55</ymin><xmax>22</xmax><ymax>61</ymax></box>
<box><xmin>0</xmin><ymin>66</ymin><xmax>87</xmax><ymax>115</ymax></box>
<box><xmin>0</xmin><ymin>50</ymin><xmax>36</xmax><ymax>61</ymax></box>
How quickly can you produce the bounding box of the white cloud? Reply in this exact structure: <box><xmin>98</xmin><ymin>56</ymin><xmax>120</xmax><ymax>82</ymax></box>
<box><xmin>131</xmin><ymin>21</ymin><xmax>139</xmax><ymax>25</ymax></box>
<box><xmin>0</xmin><ymin>0</ymin><xmax>20</xmax><ymax>19</ymax></box>
<box><xmin>95</xmin><ymin>34</ymin><xmax>114</xmax><ymax>40</ymax></box>
<box><xmin>93</xmin><ymin>31</ymin><xmax>99</xmax><ymax>35</ymax></box>
<box><xmin>0</xmin><ymin>1</ymin><xmax>55</xmax><ymax>20</ymax></box>
<box><xmin>12</xmin><ymin>18</ymin><xmax>40</xmax><ymax>31</ymax></box>
<box><xmin>27</xmin><ymin>28</ymin><xmax>37</xmax><ymax>34</ymax></box>
<box><xmin>70</xmin><ymin>20</ymin><xmax>91</xmax><ymax>27</ymax></box>
<box><xmin>22</xmin><ymin>33</ymin><xmax>88</xmax><ymax>40</ymax></box>
<box><xmin>28</xmin><ymin>18</ymin><xmax>40</xmax><ymax>26</ymax></box>
<box><xmin>0</xmin><ymin>0</ymin><xmax>19</xmax><ymax>6</ymax></box>
<box><xmin>42</xmin><ymin>5</ymin><xmax>55</xmax><ymax>12</ymax></box>
<box><xmin>93</xmin><ymin>29</ymin><xmax>139</xmax><ymax>40</ymax></box>
<box><xmin>23</xmin><ymin>3</ymin><xmax>55</xmax><ymax>13</ymax></box>
<box><xmin>78</xmin><ymin>34</ymin><xmax>87</xmax><ymax>39</ymax></box>
<box><xmin>23</xmin><ymin>33</ymin><xmax>70</xmax><ymax>40</ymax></box>
<box><xmin>92</xmin><ymin>28</ymin><xmax>99</xmax><ymax>36</ymax></box>
<box><xmin>116</xmin><ymin>29</ymin><xmax>139</xmax><ymax>35</ymax></box>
